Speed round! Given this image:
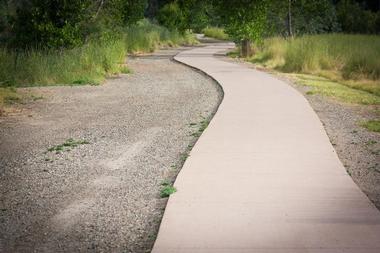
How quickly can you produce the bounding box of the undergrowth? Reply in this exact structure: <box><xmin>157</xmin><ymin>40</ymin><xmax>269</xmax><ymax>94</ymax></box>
<box><xmin>0</xmin><ymin>20</ymin><xmax>198</xmax><ymax>87</ymax></box>
<box><xmin>250</xmin><ymin>34</ymin><xmax>380</xmax><ymax>97</ymax></box>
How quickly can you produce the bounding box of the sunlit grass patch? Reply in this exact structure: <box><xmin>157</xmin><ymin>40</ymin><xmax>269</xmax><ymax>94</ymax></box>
<box><xmin>360</xmin><ymin>120</ymin><xmax>380</xmax><ymax>132</ymax></box>
<box><xmin>249</xmin><ymin>34</ymin><xmax>380</xmax><ymax>97</ymax></box>
<box><xmin>202</xmin><ymin>27</ymin><xmax>229</xmax><ymax>40</ymax></box>
<box><xmin>293</xmin><ymin>74</ymin><xmax>380</xmax><ymax>105</ymax></box>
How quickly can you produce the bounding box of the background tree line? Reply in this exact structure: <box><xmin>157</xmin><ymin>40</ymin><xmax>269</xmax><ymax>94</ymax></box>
<box><xmin>0</xmin><ymin>0</ymin><xmax>379</xmax><ymax>50</ymax></box>
<box><xmin>0</xmin><ymin>0</ymin><xmax>148</xmax><ymax>48</ymax></box>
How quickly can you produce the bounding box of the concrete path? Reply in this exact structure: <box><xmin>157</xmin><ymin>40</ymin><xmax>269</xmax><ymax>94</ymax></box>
<box><xmin>152</xmin><ymin>44</ymin><xmax>380</xmax><ymax>253</ymax></box>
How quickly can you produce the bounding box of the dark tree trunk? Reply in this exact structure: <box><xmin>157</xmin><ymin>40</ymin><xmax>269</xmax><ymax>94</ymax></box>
<box><xmin>241</xmin><ymin>39</ymin><xmax>252</xmax><ymax>57</ymax></box>
<box><xmin>287</xmin><ymin>0</ymin><xmax>293</xmax><ymax>37</ymax></box>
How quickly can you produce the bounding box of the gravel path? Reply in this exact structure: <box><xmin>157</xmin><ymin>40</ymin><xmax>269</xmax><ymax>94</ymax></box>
<box><xmin>0</xmin><ymin>48</ymin><xmax>222</xmax><ymax>253</ymax></box>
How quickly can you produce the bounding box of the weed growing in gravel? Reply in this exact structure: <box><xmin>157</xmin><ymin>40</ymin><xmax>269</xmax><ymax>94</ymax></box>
<box><xmin>48</xmin><ymin>138</ymin><xmax>90</xmax><ymax>153</ymax></box>
<box><xmin>360</xmin><ymin>120</ymin><xmax>380</xmax><ymax>132</ymax></box>
<box><xmin>366</xmin><ymin>140</ymin><xmax>377</xmax><ymax>146</ymax></box>
<box><xmin>190</xmin><ymin>116</ymin><xmax>210</xmax><ymax>137</ymax></box>
<box><xmin>179</xmin><ymin>153</ymin><xmax>189</xmax><ymax>163</ymax></box>
<box><xmin>161</xmin><ymin>180</ymin><xmax>172</xmax><ymax>186</ymax></box>
<box><xmin>160</xmin><ymin>185</ymin><xmax>177</xmax><ymax>198</ymax></box>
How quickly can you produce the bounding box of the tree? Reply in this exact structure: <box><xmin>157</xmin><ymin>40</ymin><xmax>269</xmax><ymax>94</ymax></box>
<box><xmin>215</xmin><ymin>0</ymin><xmax>269</xmax><ymax>57</ymax></box>
<box><xmin>337</xmin><ymin>0</ymin><xmax>380</xmax><ymax>34</ymax></box>
<box><xmin>267</xmin><ymin>0</ymin><xmax>340</xmax><ymax>37</ymax></box>
<box><xmin>0</xmin><ymin>0</ymin><xmax>148</xmax><ymax>49</ymax></box>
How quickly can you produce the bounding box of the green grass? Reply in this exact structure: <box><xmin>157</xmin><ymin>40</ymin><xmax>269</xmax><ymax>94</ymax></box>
<box><xmin>202</xmin><ymin>27</ymin><xmax>229</xmax><ymax>40</ymax></box>
<box><xmin>0</xmin><ymin>38</ymin><xmax>126</xmax><ymax>87</ymax></box>
<box><xmin>126</xmin><ymin>20</ymin><xmax>198</xmax><ymax>54</ymax></box>
<box><xmin>0</xmin><ymin>20</ymin><xmax>198</xmax><ymax>87</ymax></box>
<box><xmin>48</xmin><ymin>138</ymin><xmax>90</xmax><ymax>154</ymax></box>
<box><xmin>360</xmin><ymin>120</ymin><xmax>380</xmax><ymax>132</ymax></box>
<box><xmin>160</xmin><ymin>185</ymin><xmax>177</xmax><ymax>198</ymax></box>
<box><xmin>0</xmin><ymin>87</ymin><xmax>20</xmax><ymax>105</ymax></box>
<box><xmin>190</xmin><ymin>116</ymin><xmax>210</xmax><ymax>137</ymax></box>
<box><xmin>295</xmin><ymin>74</ymin><xmax>380</xmax><ymax>105</ymax></box>
<box><xmin>244</xmin><ymin>34</ymin><xmax>380</xmax><ymax>104</ymax></box>
<box><xmin>0</xmin><ymin>87</ymin><xmax>20</xmax><ymax>115</ymax></box>
<box><xmin>250</xmin><ymin>34</ymin><xmax>380</xmax><ymax>97</ymax></box>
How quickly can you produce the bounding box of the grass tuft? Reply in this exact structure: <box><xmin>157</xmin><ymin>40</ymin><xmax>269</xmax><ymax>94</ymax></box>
<box><xmin>202</xmin><ymin>27</ymin><xmax>229</xmax><ymax>40</ymax></box>
<box><xmin>48</xmin><ymin>138</ymin><xmax>90</xmax><ymax>153</ymax></box>
<box><xmin>360</xmin><ymin>120</ymin><xmax>380</xmax><ymax>132</ymax></box>
<box><xmin>160</xmin><ymin>185</ymin><xmax>177</xmax><ymax>198</ymax></box>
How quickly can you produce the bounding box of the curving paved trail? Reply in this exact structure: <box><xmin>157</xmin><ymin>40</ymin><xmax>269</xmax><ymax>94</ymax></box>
<box><xmin>152</xmin><ymin>44</ymin><xmax>380</xmax><ymax>253</ymax></box>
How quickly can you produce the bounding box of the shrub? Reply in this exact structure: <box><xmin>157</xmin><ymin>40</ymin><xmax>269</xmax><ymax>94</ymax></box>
<box><xmin>157</xmin><ymin>2</ymin><xmax>185</xmax><ymax>32</ymax></box>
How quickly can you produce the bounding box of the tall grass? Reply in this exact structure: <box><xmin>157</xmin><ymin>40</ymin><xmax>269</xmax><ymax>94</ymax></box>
<box><xmin>251</xmin><ymin>34</ymin><xmax>380</xmax><ymax>96</ymax></box>
<box><xmin>0</xmin><ymin>38</ymin><xmax>126</xmax><ymax>86</ymax></box>
<box><xmin>126</xmin><ymin>20</ymin><xmax>197</xmax><ymax>53</ymax></box>
<box><xmin>202</xmin><ymin>27</ymin><xmax>229</xmax><ymax>40</ymax></box>
<box><xmin>0</xmin><ymin>20</ymin><xmax>197</xmax><ymax>87</ymax></box>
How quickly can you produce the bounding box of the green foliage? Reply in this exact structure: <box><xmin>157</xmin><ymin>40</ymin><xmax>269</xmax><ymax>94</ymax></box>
<box><xmin>248</xmin><ymin>34</ymin><xmax>380</xmax><ymax>101</ymax></box>
<box><xmin>360</xmin><ymin>120</ymin><xmax>380</xmax><ymax>132</ymax></box>
<box><xmin>5</xmin><ymin>0</ymin><xmax>92</xmax><ymax>49</ymax></box>
<box><xmin>252</xmin><ymin>34</ymin><xmax>380</xmax><ymax>82</ymax></box>
<box><xmin>291</xmin><ymin>0</ymin><xmax>341</xmax><ymax>35</ymax></box>
<box><xmin>125</xmin><ymin>20</ymin><xmax>197</xmax><ymax>53</ymax></box>
<box><xmin>117</xmin><ymin>0</ymin><xmax>148</xmax><ymax>26</ymax></box>
<box><xmin>0</xmin><ymin>35</ymin><xmax>126</xmax><ymax>86</ymax></box>
<box><xmin>295</xmin><ymin>74</ymin><xmax>380</xmax><ymax>105</ymax></box>
<box><xmin>187</xmin><ymin>1</ymin><xmax>216</xmax><ymax>32</ymax></box>
<box><xmin>157</xmin><ymin>2</ymin><xmax>185</xmax><ymax>31</ymax></box>
<box><xmin>267</xmin><ymin>0</ymin><xmax>341</xmax><ymax>36</ymax></box>
<box><xmin>202</xmin><ymin>27</ymin><xmax>228</xmax><ymax>40</ymax></box>
<box><xmin>337</xmin><ymin>0</ymin><xmax>380</xmax><ymax>34</ymax></box>
<box><xmin>0</xmin><ymin>0</ymin><xmax>148</xmax><ymax>49</ymax></box>
<box><xmin>48</xmin><ymin>138</ymin><xmax>90</xmax><ymax>153</ymax></box>
<box><xmin>160</xmin><ymin>185</ymin><xmax>177</xmax><ymax>198</ymax></box>
<box><xmin>0</xmin><ymin>20</ymin><xmax>197</xmax><ymax>87</ymax></box>
<box><xmin>216</xmin><ymin>0</ymin><xmax>268</xmax><ymax>42</ymax></box>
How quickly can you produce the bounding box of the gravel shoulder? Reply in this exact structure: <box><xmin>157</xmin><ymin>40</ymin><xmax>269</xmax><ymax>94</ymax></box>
<box><xmin>223</xmin><ymin>56</ymin><xmax>380</xmax><ymax>209</ymax></box>
<box><xmin>0</xmin><ymin>47</ymin><xmax>222</xmax><ymax>252</ymax></box>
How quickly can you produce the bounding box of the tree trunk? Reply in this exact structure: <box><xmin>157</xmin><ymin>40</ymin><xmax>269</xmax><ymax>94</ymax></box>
<box><xmin>241</xmin><ymin>39</ymin><xmax>252</xmax><ymax>58</ymax></box>
<box><xmin>287</xmin><ymin>0</ymin><xmax>293</xmax><ymax>38</ymax></box>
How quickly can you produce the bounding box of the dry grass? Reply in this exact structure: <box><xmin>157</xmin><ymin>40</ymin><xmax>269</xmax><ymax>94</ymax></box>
<box><xmin>250</xmin><ymin>34</ymin><xmax>380</xmax><ymax>97</ymax></box>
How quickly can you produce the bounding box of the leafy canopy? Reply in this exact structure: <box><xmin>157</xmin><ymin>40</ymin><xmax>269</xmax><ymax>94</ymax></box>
<box><xmin>215</xmin><ymin>0</ymin><xmax>269</xmax><ymax>42</ymax></box>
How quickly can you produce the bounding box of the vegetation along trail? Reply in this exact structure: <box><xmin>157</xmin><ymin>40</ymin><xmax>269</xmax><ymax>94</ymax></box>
<box><xmin>0</xmin><ymin>47</ymin><xmax>222</xmax><ymax>252</ymax></box>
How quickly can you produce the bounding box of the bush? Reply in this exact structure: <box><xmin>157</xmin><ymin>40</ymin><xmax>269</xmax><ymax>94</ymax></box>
<box><xmin>5</xmin><ymin>0</ymin><xmax>91</xmax><ymax>49</ymax></box>
<box><xmin>157</xmin><ymin>2</ymin><xmax>185</xmax><ymax>31</ymax></box>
